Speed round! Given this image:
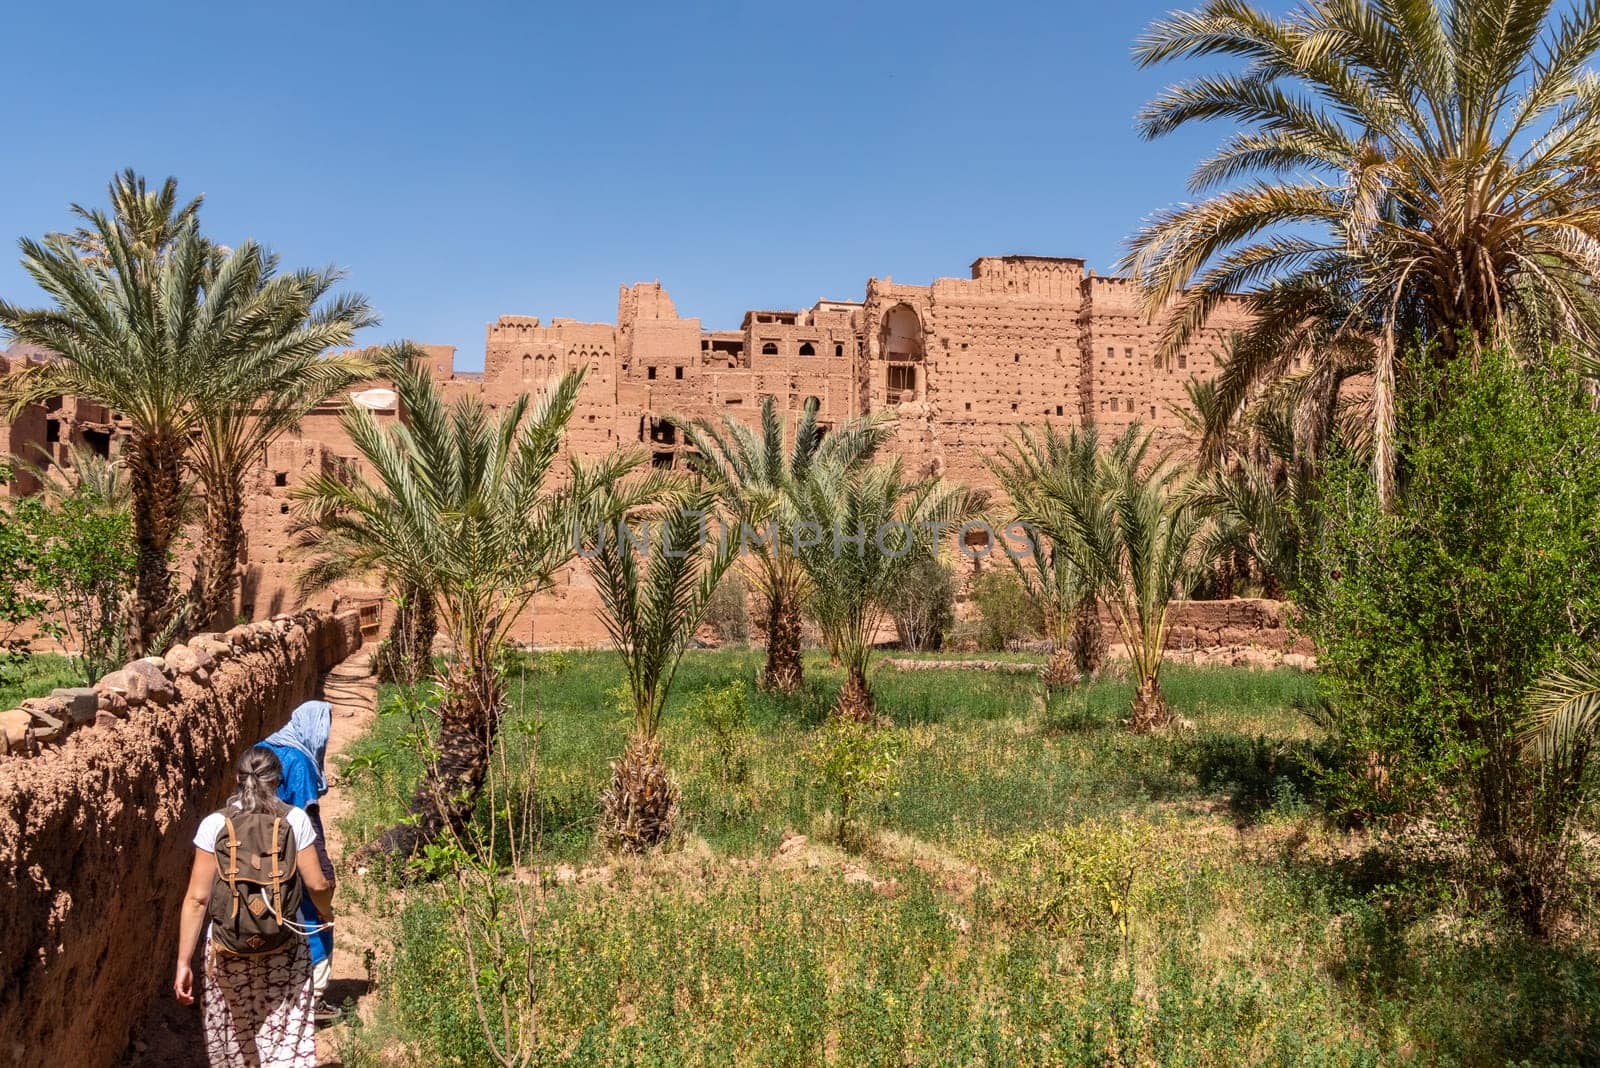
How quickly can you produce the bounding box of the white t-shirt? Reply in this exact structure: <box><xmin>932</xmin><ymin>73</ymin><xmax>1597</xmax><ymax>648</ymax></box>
<box><xmin>194</xmin><ymin>806</ymin><xmax>317</xmax><ymax>855</ymax></box>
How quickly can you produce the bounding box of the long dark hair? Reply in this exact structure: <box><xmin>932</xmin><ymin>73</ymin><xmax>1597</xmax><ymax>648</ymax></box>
<box><xmin>227</xmin><ymin>745</ymin><xmax>288</xmax><ymax>816</ymax></box>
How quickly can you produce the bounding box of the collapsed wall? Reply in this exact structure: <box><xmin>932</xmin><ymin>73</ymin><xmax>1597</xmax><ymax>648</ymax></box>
<box><xmin>0</xmin><ymin>609</ymin><xmax>361</xmax><ymax>1068</ymax></box>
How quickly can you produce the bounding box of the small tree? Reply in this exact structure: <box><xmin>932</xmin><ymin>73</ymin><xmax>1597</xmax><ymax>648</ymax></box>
<box><xmin>18</xmin><ymin>490</ymin><xmax>137</xmax><ymax>683</ymax></box>
<box><xmin>0</xmin><ymin>464</ymin><xmax>46</xmax><ymax>687</ymax></box>
<box><xmin>990</xmin><ymin>424</ymin><xmax>1107</xmax><ymax>685</ymax></box>
<box><xmin>1032</xmin><ymin>428</ymin><xmax>1207</xmax><ymax>731</ymax></box>
<box><xmin>1305</xmin><ymin>349</ymin><xmax>1600</xmax><ymax>935</ymax></box>
<box><xmin>789</xmin><ymin>458</ymin><xmax>983</xmax><ymax>722</ymax></box>
<box><xmin>584</xmin><ymin>492</ymin><xmax>737</xmax><ymax>851</ymax></box>
<box><xmin>887</xmin><ymin>553</ymin><xmax>955</xmax><ymax>652</ymax></box>
<box><xmin>675</xmin><ymin>396</ymin><xmax>890</xmax><ymax>693</ymax></box>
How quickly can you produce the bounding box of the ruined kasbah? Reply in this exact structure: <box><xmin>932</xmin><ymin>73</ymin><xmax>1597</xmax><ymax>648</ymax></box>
<box><xmin>0</xmin><ymin>253</ymin><xmax>1247</xmax><ymax>646</ymax></box>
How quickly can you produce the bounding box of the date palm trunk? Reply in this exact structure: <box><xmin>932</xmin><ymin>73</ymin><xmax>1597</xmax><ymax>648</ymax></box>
<box><xmin>1069</xmin><ymin>593</ymin><xmax>1105</xmax><ymax>677</ymax></box>
<box><xmin>377</xmin><ymin>584</ymin><xmax>437</xmax><ymax>684</ymax></box>
<box><xmin>835</xmin><ymin>665</ymin><xmax>876</xmax><ymax>723</ymax></box>
<box><xmin>127</xmin><ymin>433</ymin><xmax>185</xmax><ymax>653</ymax></box>
<box><xmin>1129</xmin><ymin>670</ymin><xmax>1172</xmax><ymax>733</ymax></box>
<box><xmin>762</xmin><ymin>577</ymin><xmax>804</xmax><ymax>694</ymax></box>
<box><xmin>198</xmin><ymin>479</ymin><xmax>244</xmax><ymax>630</ymax></box>
<box><xmin>600</xmin><ymin>732</ymin><xmax>680</xmax><ymax>852</ymax></box>
<box><xmin>365</xmin><ymin>647</ymin><xmax>504</xmax><ymax>858</ymax></box>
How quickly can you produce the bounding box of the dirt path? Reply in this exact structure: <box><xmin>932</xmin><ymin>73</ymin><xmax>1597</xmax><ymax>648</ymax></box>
<box><xmin>126</xmin><ymin>649</ymin><xmax>380</xmax><ymax>1067</ymax></box>
<box><xmin>314</xmin><ymin>649</ymin><xmax>380</xmax><ymax>1067</ymax></box>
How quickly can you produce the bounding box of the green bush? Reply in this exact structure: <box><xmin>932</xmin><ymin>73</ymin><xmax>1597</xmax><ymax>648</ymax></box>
<box><xmin>1303</xmin><ymin>348</ymin><xmax>1600</xmax><ymax>934</ymax></box>
<box><xmin>701</xmin><ymin>569</ymin><xmax>751</xmax><ymax>645</ymax></box>
<box><xmin>887</xmin><ymin>554</ymin><xmax>956</xmax><ymax>651</ymax></box>
<box><xmin>969</xmin><ymin>568</ymin><xmax>1043</xmax><ymax>651</ymax></box>
<box><xmin>806</xmin><ymin>717</ymin><xmax>905</xmax><ymax>846</ymax></box>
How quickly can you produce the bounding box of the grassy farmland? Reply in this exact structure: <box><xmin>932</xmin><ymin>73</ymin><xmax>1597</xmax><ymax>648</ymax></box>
<box><xmin>333</xmin><ymin>651</ymin><xmax>1598</xmax><ymax>1066</ymax></box>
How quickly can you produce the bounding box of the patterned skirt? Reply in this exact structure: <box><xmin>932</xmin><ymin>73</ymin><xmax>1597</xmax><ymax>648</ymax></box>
<box><xmin>202</xmin><ymin>934</ymin><xmax>316</xmax><ymax>1068</ymax></box>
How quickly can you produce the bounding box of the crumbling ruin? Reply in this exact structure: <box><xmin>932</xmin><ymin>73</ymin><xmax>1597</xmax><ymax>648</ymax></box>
<box><xmin>1</xmin><ymin>254</ymin><xmax>1248</xmax><ymax>643</ymax></box>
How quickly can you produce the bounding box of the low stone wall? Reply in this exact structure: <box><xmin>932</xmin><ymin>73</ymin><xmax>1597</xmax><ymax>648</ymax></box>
<box><xmin>1158</xmin><ymin>598</ymin><xmax>1312</xmax><ymax>654</ymax></box>
<box><xmin>0</xmin><ymin>609</ymin><xmax>361</xmax><ymax>1068</ymax></box>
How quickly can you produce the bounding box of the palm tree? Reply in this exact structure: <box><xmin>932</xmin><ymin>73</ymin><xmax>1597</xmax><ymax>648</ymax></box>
<box><xmin>1124</xmin><ymin>0</ymin><xmax>1600</xmax><ymax>506</ymax></box>
<box><xmin>988</xmin><ymin>424</ymin><xmax>1107</xmax><ymax>691</ymax></box>
<box><xmin>674</xmin><ymin>396</ymin><xmax>891</xmax><ymax>693</ymax></box>
<box><xmin>18</xmin><ymin>441</ymin><xmax>131</xmax><ymax>513</ymax></box>
<box><xmin>3</xmin><ymin>198</ymin><xmax>225</xmax><ymax>648</ymax></box>
<box><xmin>788</xmin><ymin>458</ymin><xmax>983</xmax><ymax>722</ymax></box>
<box><xmin>1031</xmin><ymin>428</ymin><xmax>1208</xmax><ymax>732</ymax></box>
<box><xmin>294</xmin><ymin>350</ymin><xmax>669</xmax><ymax>856</ymax></box>
<box><xmin>188</xmin><ymin>257</ymin><xmax>376</xmax><ymax>629</ymax></box>
<box><xmin>583</xmin><ymin>491</ymin><xmax>737</xmax><ymax>851</ymax></box>
<box><xmin>51</xmin><ymin>169</ymin><xmax>201</xmax><ymax>267</ymax></box>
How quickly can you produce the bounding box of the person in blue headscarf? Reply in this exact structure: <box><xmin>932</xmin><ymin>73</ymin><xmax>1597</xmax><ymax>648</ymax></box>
<box><xmin>261</xmin><ymin>699</ymin><xmax>338</xmax><ymax>1021</ymax></box>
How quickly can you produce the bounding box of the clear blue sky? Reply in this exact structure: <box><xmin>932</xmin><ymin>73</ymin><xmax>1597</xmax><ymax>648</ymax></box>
<box><xmin>2</xmin><ymin>1</ymin><xmax>1227</xmax><ymax>370</ymax></box>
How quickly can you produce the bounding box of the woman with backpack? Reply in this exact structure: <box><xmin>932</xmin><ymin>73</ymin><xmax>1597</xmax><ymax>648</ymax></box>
<box><xmin>174</xmin><ymin>745</ymin><xmax>334</xmax><ymax>1068</ymax></box>
<box><xmin>260</xmin><ymin>700</ymin><xmax>337</xmax><ymax>1018</ymax></box>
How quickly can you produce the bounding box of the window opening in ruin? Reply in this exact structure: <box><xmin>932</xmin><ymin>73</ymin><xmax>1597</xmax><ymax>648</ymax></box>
<box><xmin>674</xmin><ymin>366</ymin><xmax>684</xmax><ymax>380</ymax></box>
<box><xmin>45</xmin><ymin>420</ymin><xmax>60</xmax><ymax>444</ymax></box>
<box><xmin>1153</xmin><ymin>354</ymin><xmax>1163</xmax><ymax>369</ymax></box>
<box><xmin>964</xmin><ymin>528</ymin><xmax>990</xmax><ymax>549</ymax></box>
<box><xmin>647</xmin><ymin>366</ymin><xmax>657</xmax><ymax>380</ymax></box>
<box><xmin>881</xmin><ymin>304</ymin><xmax>924</xmax><ymax>364</ymax></box>
<box><xmin>652</xmin><ymin>452</ymin><xmax>673</xmax><ymax>469</ymax></box>
<box><xmin>1055</xmin><ymin>405</ymin><xmax>1064</xmax><ymax>416</ymax></box>
<box><xmin>649</xmin><ymin>421</ymin><xmax>677</xmax><ymax>446</ymax></box>
<box><xmin>798</xmin><ymin>342</ymin><xmax>815</xmax><ymax>356</ymax></box>
<box><xmin>1178</xmin><ymin>354</ymin><xmax>1187</xmax><ymax>369</ymax></box>
<box><xmin>1110</xmin><ymin>398</ymin><xmax>1118</xmax><ymax>412</ymax></box>
<box><xmin>1126</xmin><ymin>347</ymin><xmax>1134</xmax><ymax>360</ymax></box>
<box><xmin>725</xmin><ymin>397</ymin><xmax>742</xmax><ymax>405</ymax></box>
<box><xmin>960</xmin><ymin>342</ymin><xmax>968</xmax><ymax>350</ymax></box>
<box><xmin>1107</xmin><ymin>347</ymin><xmax>1115</xmax><ymax>361</ymax></box>
<box><xmin>274</xmin><ymin>471</ymin><xmax>288</xmax><ymax>487</ymax></box>
<box><xmin>1150</xmin><ymin>405</ymin><xmax>1157</xmax><ymax>418</ymax></box>
<box><xmin>804</xmin><ymin>395</ymin><xmax>820</xmax><ymax>411</ymax></box>
<box><xmin>965</xmin><ymin>402</ymin><xmax>972</xmax><ymax>412</ymax></box>
<box><xmin>887</xmin><ymin>364</ymin><xmax>916</xmax><ymax>399</ymax></box>
<box><xmin>280</xmin><ymin>503</ymin><xmax>290</xmax><ymax>515</ymax></box>
<box><xmin>761</xmin><ymin>342</ymin><xmax>778</xmax><ymax>355</ymax></box>
<box><xmin>82</xmin><ymin>428</ymin><xmax>110</xmax><ymax>458</ymax></box>
<box><xmin>1011</xmin><ymin>402</ymin><xmax>1018</xmax><ymax>412</ymax></box>
<box><xmin>834</xmin><ymin>343</ymin><xmax>844</xmax><ymax>357</ymax></box>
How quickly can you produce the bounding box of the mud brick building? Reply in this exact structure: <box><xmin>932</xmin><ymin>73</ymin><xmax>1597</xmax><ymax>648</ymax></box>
<box><xmin>1</xmin><ymin>254</ymin><xmax>1248</xmax><ymax>642</ymax></box>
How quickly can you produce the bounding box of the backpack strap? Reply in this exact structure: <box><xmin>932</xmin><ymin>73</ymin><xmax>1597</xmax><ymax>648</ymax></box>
<box><xmin>270</xmin><ymin>816</ymin><xmax>283</xmax><ymax>920</ymax></box>
<box><xmin>223</xmin><ymin>816</ymin><xmax>241</xmax><ymax>923</ymax></box>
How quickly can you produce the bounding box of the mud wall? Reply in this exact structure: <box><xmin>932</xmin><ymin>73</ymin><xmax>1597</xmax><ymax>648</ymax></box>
<box><xmin>0</xmin><ymin>609</ymin><xmax>361</xmax><ymax>1068</ymax></box>
<box><xmin>1156</xmin><ymin>598</ymin><xmax>1311</xmax><ymax>653</ymax></box>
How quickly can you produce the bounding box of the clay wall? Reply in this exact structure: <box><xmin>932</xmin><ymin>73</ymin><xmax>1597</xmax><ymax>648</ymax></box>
<box><xmin>0</xmin><ymin>609</ymin><xmax>362</xmax><ymax>1067</ymax></box>
<box><xmin>0</xmin><ymin>254</ymin><xmax>1260</xmax><ymax>647</ymax></box>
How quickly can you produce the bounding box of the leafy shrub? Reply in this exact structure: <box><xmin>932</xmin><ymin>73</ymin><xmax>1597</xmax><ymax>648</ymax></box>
<box><xmin>701</xmin><ymin>570</ymin><xmax>751</xmax><ymax>645</ymax></box>
<box><xmin>1303</xmin><ymin>348</ymin><xmax>1600</xmax><ymax>934</ymax></box>
<box><xmin>806</xmin><ymin>717</ymin><xmax>905</xmax><ymax>846</ymax></box>
<box><xmin>886</xmin><ymin>553</ymin><xmax>955</xmax><ymax>651</ymax></box>
<box><xmin>691</xmin><ymin>680</ymin><xmax>751</xmax><ymax>787</ymax></box>
<box><xmin>969</xmin><ymin>567</ymin><xmax>1043</xmax><ymax>651</ymax></box>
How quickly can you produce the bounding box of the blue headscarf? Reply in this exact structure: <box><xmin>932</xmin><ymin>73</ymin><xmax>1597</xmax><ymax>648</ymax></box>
<box><xmin>265</xmin><ymin>700</ymin><xmax>332</xmax><ymax>796</ymax></box>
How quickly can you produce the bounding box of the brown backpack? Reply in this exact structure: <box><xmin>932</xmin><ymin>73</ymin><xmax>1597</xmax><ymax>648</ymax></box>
<box><xmin>208</xmin><ymin>810</ymin><xmax>303</xmax><ymax>954</ymax></box>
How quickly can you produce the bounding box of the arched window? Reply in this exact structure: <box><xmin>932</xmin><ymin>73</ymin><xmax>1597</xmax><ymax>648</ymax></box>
<box><xmin>798</xmin><ymin>342</ymin><xmax>815</xmax><ymax>357</ymax></box>
<box><xmin>761</xmin><ymin>342</ymin><xmax>778</xmax><ymax>355</ymax></box>
<box><xmin>834</xmin><ymin>343</ymin><xmax>844</xmax><ymax>357</ymax></box>
<box><xmin>803</xmin><ymin>395</ymin><xmax>821</xmax><ymax>411</ymax></box>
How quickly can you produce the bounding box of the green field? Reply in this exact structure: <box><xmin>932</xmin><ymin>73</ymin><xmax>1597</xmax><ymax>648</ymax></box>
<box><xmin>334</xmin><ymin>651</ymin><xmax>1598</xmax><ymax>1066</ymax></box>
